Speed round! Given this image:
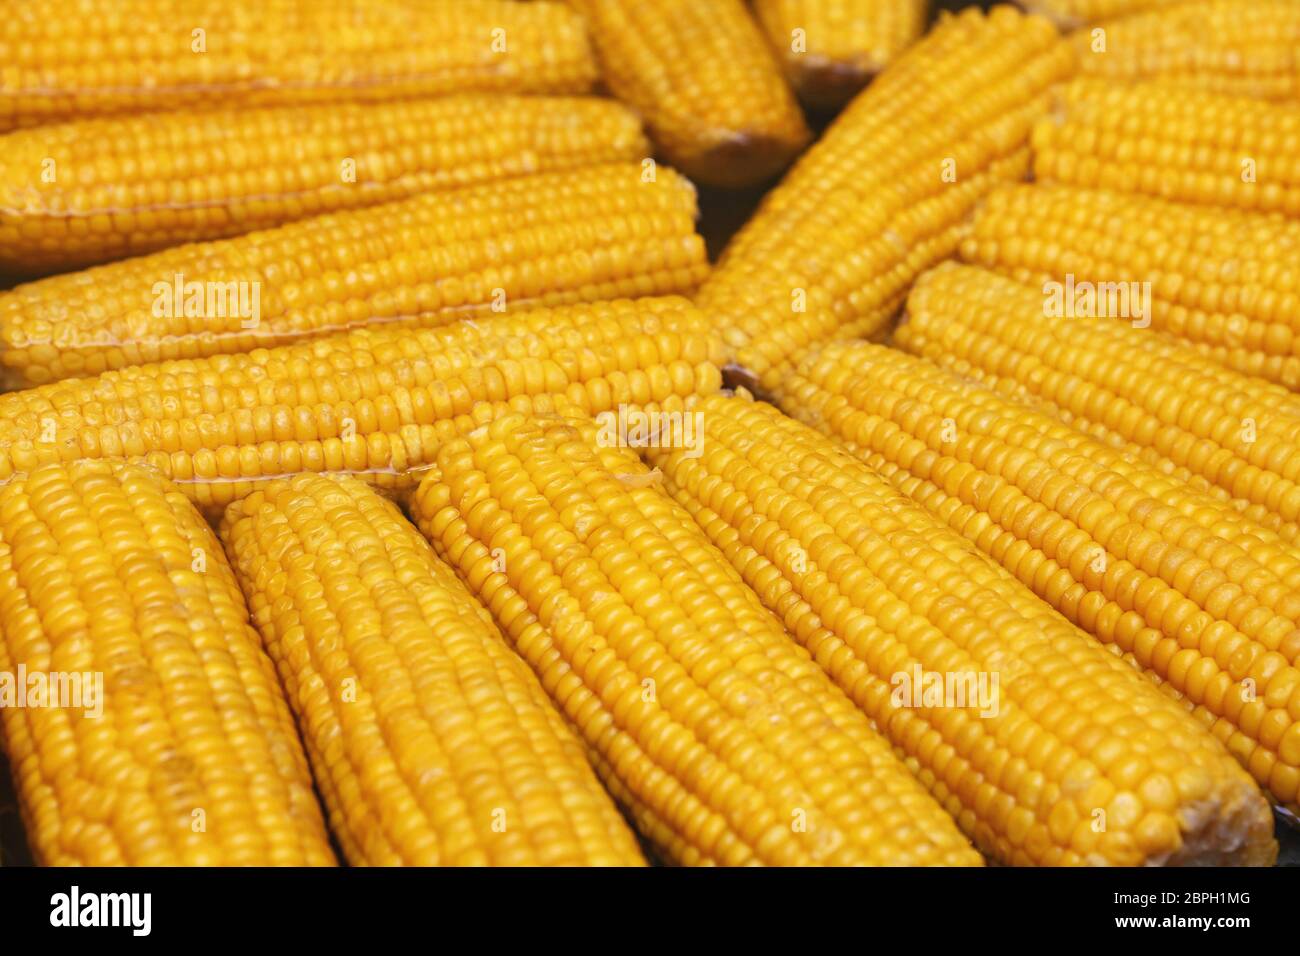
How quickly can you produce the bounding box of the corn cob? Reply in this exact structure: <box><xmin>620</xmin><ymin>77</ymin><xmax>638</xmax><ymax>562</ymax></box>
<box><xmin>778</xmin><ymin>338</ymin><xmax>1300</xmax><ymax>816</ymax></box>
<box><xmin>1018</xmin><ymin>0</ymin><xmax>1194</xmax><ymax>28</ymax></box>
<box><xmin>697</xmin><ymin>5</ymin><xmax>1075</xmax><ymax>393</ymax></box>
<box><xmin>646</xmin><ymin>393</ymin><xmax>1277</xmax><ymax>865</ymax></box>
<box><xmin>960</xmin><ymin>185</ymin><xmax>1300</xmax><ymax>389</ymax></box>
<box><xmin>1033</xmin><ymin>80</ymin><xmax>1300</xmax><ymax>218</ymax></box>
<box><xmin>0</xmin><ymin>96</ymin><xmax>648</xmax><ymax>275</ymax></box>
<box><xmin>565</xmin><ymin>0</ymin><xmax>810</xmax><ymax>188</ymax></box>
<box><xmin>0</xmin><ymin>461</ymin><xmax>335</xmax><ymax>865</ymax></box>
<box><xmin>219</xmin><ymin>474</ymin><xmax>644</xmax><ymax>866</ymax></box>
<box><xmin>0</xmin><ymin>0</ymin><xmax>597</xmax><ymax>132</ymax></box>
<box><xmin>1075</xmin><ymin>1</ymin><xmax>1300</xmax><ymax>102</ymax></box>
<box><xmin>407</xmin><ymin>408</ymin><xmax>981</xmax><ymax>866</ymax></box>
<box><xmin>752</xmin><ymin>0</ymin><xmax>930</xmax><ymax>109</ymax></box>
<box><xmin>0</xmin><ymin>297</ymin><xmax>724</xmax><ymax>510</ymax></box>
<box><xmin>895</xmin><ymin>263</ymin><xmax>1300</xmax><ymax>540</ymax></box>
<box><xmin>0</xmin><ymin>165</ymin><xmax>707</xmax><ymax>389</ymax></box>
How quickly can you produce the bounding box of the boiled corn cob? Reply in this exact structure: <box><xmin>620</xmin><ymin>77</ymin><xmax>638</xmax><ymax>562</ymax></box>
<box><xmin>1075</xmin><ymin>1</ymin><xmax>1300</xmax><ymax>102</ymax></box>
<box><xmin>220</xmin><ymin>474</ymin><xmax>644</xmax><ymax>866</ymax></box>
<box><xmin>1018</xmin><ymin>0</ymin><xmax>1194</xmax><ymax>28</ymax></box>
<box><xmin>960</xmin><ymin>185</ymin><xmax>1300</xmax><ymax>389</ymax></box>
<box><xmin>408</xmin><ymin>409</ymin><xmax>982</xmax><ymax>866</ymax></box>
<box><xmin>646</xmin><ymin>394</ymin><xmax>1277</xmax><ymax>865</ymax></box>
<box><xmin>565</xmin><ymin>0</ymin><xmax>810</xmax><ymax>188</ymax></box>
<box><xmin>1033</xmin><ymin>80</ymin><xmax>1300</xmax><ymax>218</ymax></box>
<box><xmin>0</xmin><ymin>297</ymin><xmax>724</xmax><ymax>510</ymax></box>
<box><xmin>895</xmin><ymin>264</ymin><xmax>1300</xmax><ymax>543</ymax></box>
<box><xmin>0</xmin><ymin>0</ymin><xmax>597</xmax><ymax>131</ymax></box>
<box><xmin>697</xmin><ymin>5</ymin><xmax>1075</xmax><ymax>393</ymax></box>
<box><xmin>752</xmin><ymin>0</ymin><xmax>930</xmax><ymax>109</ymax></box>
<box><xmin>0</xmin><ymin>164</ymin><xmax>707</xmax><ymax>389</ymax></box>
<box><xmin>778</xmin><ymin>339</ymin><xmax>1300</xmax><ymax>815</ymax></box>
<box><xmin>0</xmin><ymin>461</ymin><xmax>335</xmax><ymax>865</ymax></box>
<box><xmin>0</xmin><ymin>96</ymin><xmax>648</xmax><ymax>274</ymax></box>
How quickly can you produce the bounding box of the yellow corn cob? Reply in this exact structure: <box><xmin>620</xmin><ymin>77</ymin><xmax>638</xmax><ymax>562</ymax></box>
<box><xmin>960</xmin><ymin>185</ymin><xmax>1300</xmax><ymax>389</ymax></box>
<box><xmin>219</xmin><ymin>474</ymin><xmax>644</xmax><ymax>866</ymax></box>
<box><xmin>778</xmin><ymin>338</ymin><xmax>1300</xmax><ymax>816</ymax></box>
<box><xmin>895</xmin><ymin>263</ymin><xmax>1300</xmax><ymax>542</ymax></box>
<box><xmin>1075</xmin><ymin>1</ymin><xmax>1300</xmax><ymax>102</ymax></box>
<box><xmin>1018</xmin><ymin>0</ymin><xmax>1194</xmax><ymax>28</ymax></box>
<box><xmin>753</xmin><ymin>0</ymin><xmax>930</xmax><ymax>109</ymax></box>
<box><xmin>0</xmin><ymin>164</ymin><xmax>707</xmax><ymax>389</ymax></box>
<box><xmin>407</xmin><ymin>408</ymin><xmax>981</xmax><ymax>866</ymax></box>
<box><xmin>1033</xmin><ymin>79</ymin><xmax>1300</xmax><ymax>218</ymax></box>
<box><xmin>0</xmin><ymin>461</ymin><xmax>335</xmax><ymax>865</ymax></box>
<box><xmin>0</xmin><ymin>96</ymin><xmax>648</xmax><ymax>275</ymax></box>
<box><xmin>0</xmin><ymin>297</ymin><xmax>724</xmax><ymax>510</ymax></box>
<box><xmin>0</xmin><ymin>0</ymin><xmax>597</xmax><ymax>131</ymax></box>
<box><xmin>566</xmin><ymin>0</ymin><xmax>810</xmax><ymax>188</ymax></box>
<box><xmin>697</xmin><ymin>5</ymin><xmax>1075</xmax><ymax>393</ymax></box>
<box><xmin>646</xmin><ymin>394</ymin><xmax>1277</xmax><ymax>865</ymax></box>
<box><xmin>892</xmin><ymin>310</ymin><xmax>1300</xmax><ymax>549</ymax></box>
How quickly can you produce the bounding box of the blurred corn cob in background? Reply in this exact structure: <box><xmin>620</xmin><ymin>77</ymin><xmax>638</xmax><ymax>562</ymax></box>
<box><xmin>1034</xmin><ymin>80</ymin><xmax>1300</xmax><ymax>217</ymax></box>
<box><xmin>645</xmin><ymin>394</ymin><xmax>1277</xmax><ymax>865</ymax></box>
<box><xmin>221</xmin><ymin>474</ymin><xmax>646</xmax><ymax>866</ymax></box>
<box><xmin>753</xmin><ymin>0</ymin><xmax>930</xmax><ymax>109</ymax></box>
<box><xmin>0</xmin><ymin>0</ymin><xmax>597</xmax><ymax>131</ymax></box>
<box><xmin>777</xmin><ymin>330</ymin><xmax>1300</xmax><ymax>815</ymax></box>
<box><xmin>0</xmin><ymin>164</ymin><xmax>708</xmax><ymax>388</ymax></box>
<box><xmin>1074</xmin><ymin>0</ymin><xmax>1300</xmax><ymax>102</ymax></box>
<box><xmin>409</xmin><ymin>409</ymin><xmax>983</xmax><ymax>866</ymax></box>
<box><xmin>960</xmin><ymin>185</ymin><xmax>1300</xmax><ymax>389</ymax></box>
<box><xmin>1018</xmin><ymin>0</ymin><xmax>1194</xmax><ymax>28</ymax></box>
<box><xmin>0</xmin><ymin>461</ymin><xmax>336</xmax><ymax>865</ymax></box>
<box><xmin>895</xmin><ymin>264</ymin><xmax>1300</xmax><ymax>547</ymax></box>
<box><xmin>566</xmin><ymin>0</ymin><xmax>810</xmax><ymax>187</ymax></box>
<box><xmin>697</xmin><ymin>5</ymin><xmax>1075</xmax><ymax>393</ymax></box>
<box><xmin>0</xmin><ymin>96</ymin><xmax>648</xmax><ymax>274</ymax></box>
<box><xmin>0</xmin><ymin>297</ymin><xmax>724</xmax><ymax>510</ymax></box>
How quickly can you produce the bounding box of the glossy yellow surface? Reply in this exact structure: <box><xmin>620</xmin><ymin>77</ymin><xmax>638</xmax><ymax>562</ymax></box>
<box><xmin>1021</xmin><ymin>0</ymin><xmax>1191</xmax><ymax>28</ymax></box>
<box><xmin>0</xmin><ymin>165</ymin><xmax>706</xmax><ymax>387</ymax></box>
<box><xmin>221</xmin><ymin>474</ymin><xmax>644</xmax><ymax>865</ymax></box>
<box><xmin>1075</xmin><ymin>0</ymin><xmax>1300</xmax><ymax>102</ymax></box>
<box><xmin>781</xmin><ymin>337</ymin><xmax>1300</xmax><ymax>816</ymax></box>
<box><xmin>0</xmin><ymin>461</ymin><xmax>335</xmax><ymax>865</ymax></box>
<box><xmin>0</xmin><ymin>0</ymin><xmax>596</xmax><ymax>130</ymax></box>
<box><xmin>409</xmin><ymin>410</ymin><xmax>982</xmax><ymax>866</ymax></box>
<box><xmin>1033</xmin><ymin>80</ymin><xmax>1300</xmax><ymax>217</ymax></box>
<box><xmin>961</xmin><ymin>184</ymin><xmax>1300</xmax><ymax>388</ymax></box>
<box><xmin>896</xmin><ymin>265</ymin><xmax>1300</xmax><ymax>535</ymax></box>
<box><xmin>697</xmin><ymin>5</ymin><xmax>1075</xmax><ymax>392</ymax></box>
<box><xmin>0</xmin><ymin>297</ymin><xmax>725</xmax><ymax>508</ymax></box>
<box><xmin>0</xmin><ymin>96</ymin><xmax>647</xmax><ymax>273</ymax></box>
<box><xmin>649</xmin><ymin>394</ymin><xmax>1278</xmax><ymax>865</ymax></box>
<box><xmin>568</xmin><ymin>0</ymin><xmax>810</xmax><ymax>187</ymax></box>
<box><xmin>753</xmin><ymin>0</ymin><xmax>929</xmax><ymax>108</ymax></box>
